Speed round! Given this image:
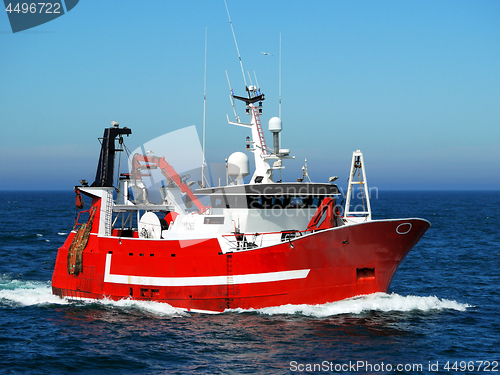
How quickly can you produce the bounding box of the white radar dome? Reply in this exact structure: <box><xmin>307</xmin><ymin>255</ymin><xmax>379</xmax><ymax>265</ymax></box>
<box><xmin>227</xmin><ymin>152</ymin><xmax>250</xmax><ymax>184</ymax></box>
<box><xmin>268</xmin><ymin>117</ymin><xmax>282</xmax><ymax>133</ymax></box>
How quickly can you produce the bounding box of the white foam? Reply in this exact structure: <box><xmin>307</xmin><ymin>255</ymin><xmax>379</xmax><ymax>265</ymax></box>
<box><xmin>0</xmin><ymin>279</ymin><xmax>68</xmax><ymax>306</ymax></box>
<box><xmin>0</xmin><ymin>279</ymin><xmax>470</xmax><ymax>318</ymax></box>
<box><xmin>58</xmin><ymin>232</ymin><xmax>67</xmax><ymax>236</ymax></box>
<box><xmin>231</xmin><ymin>293</ymin><xmax>471</xmax><ymax>317</ymax></box>
<box><xmin>94</xmin><ymin>297</ymin><xmax>187</xmax><ymax>317</ymax></box>
<box><xmin>0</xmin><ymin>277</ymin><xmax>185</xmax><ymax>316</ymax></box>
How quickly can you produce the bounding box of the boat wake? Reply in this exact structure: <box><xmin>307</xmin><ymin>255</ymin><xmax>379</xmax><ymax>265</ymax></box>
<box><xmin>0</xmin><ymin>277</ymin><xmax>68</xmax><ymax>307</ymax></box>
<box><xmin>0</xmin><ymin>276</ymin><xmax>188</xmax><ymax>316</ymax></box>
<box><xmin>89</xmin><ymin>296</ymin><xmax>188</xmax><ymax>316</ymax></box>
<box><xmin>1</xmin><ymin>277</ymin><xmax>470</xmax><ymax>317</ymax></box>
<box><xmin>234</xmin><ymin>293</ymin><xmax>471</xmax><ymax>317</ymax></box>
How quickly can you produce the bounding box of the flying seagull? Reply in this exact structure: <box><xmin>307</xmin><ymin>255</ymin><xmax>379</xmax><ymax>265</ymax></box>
<box><xmin>260</xmin><ymin>51</ymin><xmax>273</xmax><ymax>56</ymax></box>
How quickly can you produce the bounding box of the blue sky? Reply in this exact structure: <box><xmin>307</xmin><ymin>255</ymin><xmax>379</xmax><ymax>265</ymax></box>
<box><xmin>1</xmin><ymin>0</ymin><xmax>499</xmax><ymax>191</ymax></box>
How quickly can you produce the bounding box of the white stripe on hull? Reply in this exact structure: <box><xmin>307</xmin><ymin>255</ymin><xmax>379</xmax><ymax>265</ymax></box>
<box><xmin>104</xmin><ymin>254</ymin><xmax>309</xmax><ymax>287</ymax></box>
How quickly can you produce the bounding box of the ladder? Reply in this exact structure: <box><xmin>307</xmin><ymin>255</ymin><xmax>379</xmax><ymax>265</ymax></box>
<box><xmin>103</xmin><ymin>189</ymin><xmax>113</xmax><ymax>236</ymax></box>
<box><xmin>226</xmin><ymin>254</ymin><xmax>234</xmax><ymax>308</ymax></box>
<box><xmin>252</xmin><ymin>106</ymin><xmax>268</xmax><ymax>155</ymax></box>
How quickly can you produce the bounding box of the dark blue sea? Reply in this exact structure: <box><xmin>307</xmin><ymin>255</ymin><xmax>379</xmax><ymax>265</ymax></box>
<box><xmin>1</xmin><ymin>190</ymin><xmax>499</xmax><ymax>374</ymax></box>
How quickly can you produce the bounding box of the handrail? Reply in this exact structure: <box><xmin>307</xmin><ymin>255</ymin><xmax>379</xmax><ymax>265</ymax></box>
<box><xmin>221</xmin><ymin>228</ymin><xmax>310</xmax><ymax>239</ymax></box>
<box><xmin>220</xmin><ymin>214</ymin><xmax>346</xmax><ymax>240</ymax></box>
<box><xmin>73</xmin><ymin>208</ymin><xmax>92</xmax><ymax>230</ymax></box>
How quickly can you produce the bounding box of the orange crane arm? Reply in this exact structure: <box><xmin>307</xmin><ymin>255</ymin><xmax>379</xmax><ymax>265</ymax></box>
<box><xmin>306</xmin><ymin>197</ymin><xmax>338</xmax><ymax>231</ymax></box>
<box><xmin>131</xmin><ymin>154</ymin><xmax>209</xmax><ymax>213</ymax></box>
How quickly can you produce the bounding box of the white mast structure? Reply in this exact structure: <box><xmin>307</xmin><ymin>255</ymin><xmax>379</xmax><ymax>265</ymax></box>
<box><xmin>344</xmin><ymin>150</ymin><xmax>372</xmax><ymax>221</ymax></box>
<box><xmin>224</xmin><ymin>2</ymin><xmax>293</xmax><ymax>185</ymax></box>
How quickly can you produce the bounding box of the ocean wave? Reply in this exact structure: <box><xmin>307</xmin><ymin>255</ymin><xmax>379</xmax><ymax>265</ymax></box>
<box><xmin>88</xmin><ymin>297</ymin><xmax>187</xmax><ymax>317</ymax></box>
<box><xmin>230</xmin><ymin>293</ymin><xmax>471</xmax><ymax>317</ymax></box>
<box><xmin>0</xmin><ymin>277</ymin><xmax>471</xmax><ymax>318</ymax></box>
<box><xmin>0</xmin><ymin>278</ymin><xmax>68</xmax><ymax>307</ymax></box>
<box><xmin>0</xmin><ymin>277</ymin><xmax>186</xmax><ymax>316</ymax></box>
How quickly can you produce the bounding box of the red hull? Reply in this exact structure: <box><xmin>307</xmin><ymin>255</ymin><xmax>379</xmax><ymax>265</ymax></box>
<box><xmin>52</xmin><ymin>218</ymin><xmax>430</xmax><ymax>313</ymax></box>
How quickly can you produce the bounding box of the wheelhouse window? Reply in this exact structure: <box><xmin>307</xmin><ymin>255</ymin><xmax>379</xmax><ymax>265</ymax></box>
<box><xmin>210</xmin><ymin>195</ymin><xmax>328</xmax><ymax>209</ymax></box>
<box><xmin>210</xmin><ymin>195</ymin><xmax>247</xmax><ymax>208</ymax></box>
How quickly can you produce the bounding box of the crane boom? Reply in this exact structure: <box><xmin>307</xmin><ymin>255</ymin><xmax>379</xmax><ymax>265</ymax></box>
<box><xmin>131</xmin><ymin>154</ymin><xmax>209</xmax><ymax>213</ymax></box>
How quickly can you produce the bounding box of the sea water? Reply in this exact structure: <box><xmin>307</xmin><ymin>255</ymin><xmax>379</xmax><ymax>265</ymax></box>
<box><xmin>0</xmin><ymin>190</ymin><xmax>498</xmax><ymax>374</ymax></box>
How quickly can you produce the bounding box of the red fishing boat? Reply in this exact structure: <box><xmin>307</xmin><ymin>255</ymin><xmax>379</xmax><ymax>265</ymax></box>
<box><xmin>51</xmin><ymin>80</ymin><xmax>430</xmax><ymax>313</ymax></box>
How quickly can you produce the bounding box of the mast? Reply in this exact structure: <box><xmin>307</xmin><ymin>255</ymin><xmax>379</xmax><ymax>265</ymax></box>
<box><xmin>279</xmin><ymin>32</ymin><xmax>282</xmax><ymax>119</ymax></box>
<box><xmin>223</xmin><ymin>1</ymin><xmax>293</xmax><ymax>184</ymax></box>
<box><xmin>344</xmin><ymin>150</ymin><xmax>372</xmax><ymax>221</ymax></box>
<box><xmin>93</xmin><ymin>122</ymin><xmax>131</xmax><ymax>187</ymax></box>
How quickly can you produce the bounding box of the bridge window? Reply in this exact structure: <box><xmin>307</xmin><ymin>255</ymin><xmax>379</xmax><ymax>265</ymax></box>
<box><xmin>210</xmin><ymin>195</ymin><xmax>327</xmax><ymax>209</ymax></box>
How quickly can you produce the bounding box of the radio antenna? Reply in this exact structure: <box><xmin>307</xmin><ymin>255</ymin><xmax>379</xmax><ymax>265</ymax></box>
<box><xmin>224</xmin><ymin>0</ymin><xmax>247</xmax><ymax>88</ymax></box>
<box><xmin>226</xmin><ymin>70</ymin><xmax>239</xmax><ymax>122</ymax></box>
<box><xmin>247</xmin><ymin>71</ymin><xmax>253</xmax><ymax>87</ymax></box>
<box><xmin>201</xmin><ymin>27</ymin><xmax>209</xmax><ymax>188</ymax></box>
<box><xmin>279</xmin><ymin>32</ymin><xmax>282</xmax><ymax>119</ymax></box>
<box><xmin>254</xmin><ymin>71</ymin><xmax>260</xmax><ymax>93</ymax></box>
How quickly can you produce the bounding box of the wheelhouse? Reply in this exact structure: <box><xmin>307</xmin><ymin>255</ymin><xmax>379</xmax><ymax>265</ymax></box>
<box><xmin>195</xmin><ymin>183</ymin><xmax>340</xmax><ymax>210</ymax></box>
